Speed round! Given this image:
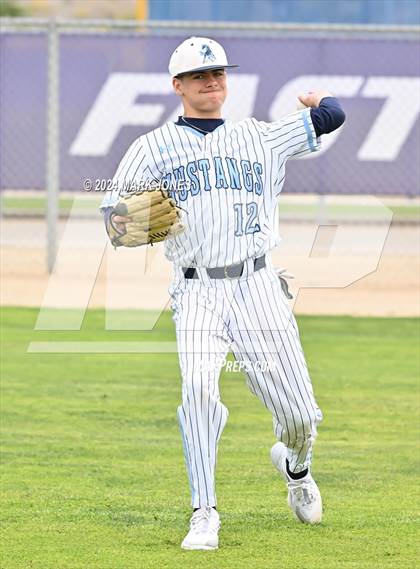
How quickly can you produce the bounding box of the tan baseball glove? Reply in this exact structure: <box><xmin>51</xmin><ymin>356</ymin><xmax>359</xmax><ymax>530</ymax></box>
<box><xmin>106</xmin><ymin>189</ymin><xmax>184</xmax><ymax>248</ymax></box>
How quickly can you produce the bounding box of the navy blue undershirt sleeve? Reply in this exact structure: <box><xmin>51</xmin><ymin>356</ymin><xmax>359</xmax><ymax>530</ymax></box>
<box><xmin>310</xmin><ymin>97</ymin><xmax>345</xmax><ymax>137</ymax></box>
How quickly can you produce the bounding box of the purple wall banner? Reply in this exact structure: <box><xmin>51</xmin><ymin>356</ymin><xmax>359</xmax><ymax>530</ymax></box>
<box><xmin>0</xmin><ymin>32</ymin><xmax>419</xmax><ymax>196</ymax></box>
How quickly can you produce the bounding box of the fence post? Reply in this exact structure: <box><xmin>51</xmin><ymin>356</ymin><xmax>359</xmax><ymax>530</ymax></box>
<box><xmin>46</xmin><ymin>18</ymin><xmax>59</xmax><ymax>273</ymax></box>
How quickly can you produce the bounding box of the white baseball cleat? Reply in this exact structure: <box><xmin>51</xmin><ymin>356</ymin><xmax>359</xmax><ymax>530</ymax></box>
<box><xmin>181</xmin><ymin>506</ymin><xmax>220</xmax><ymax>550</ymax></box>
<box><xmin>271</xmin><ymin>441</ymin><xmax>322</xmax><ymax>524</ymax></box>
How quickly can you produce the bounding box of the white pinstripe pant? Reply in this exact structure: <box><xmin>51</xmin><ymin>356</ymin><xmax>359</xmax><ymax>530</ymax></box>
<box><xmin>170</xmin><ymin>260</ymin><xmax>322</xmax><ymax>509</ymax></box>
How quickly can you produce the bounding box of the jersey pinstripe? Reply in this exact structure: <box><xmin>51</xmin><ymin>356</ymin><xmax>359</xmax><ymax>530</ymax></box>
<box><xmin>101</xmin><ymin>108</ymin><xmax>319</xmax><ymax>268</ymax></box>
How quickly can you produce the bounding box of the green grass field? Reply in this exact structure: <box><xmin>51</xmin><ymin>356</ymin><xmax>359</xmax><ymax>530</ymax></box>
<box><xmin>1</xmin><ymin>308</ymin><xmax>419</xmax><ymax>568</ymax></box>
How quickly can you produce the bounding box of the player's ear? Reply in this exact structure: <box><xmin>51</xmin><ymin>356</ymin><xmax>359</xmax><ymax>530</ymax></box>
<box><xmin>172</xmin><ymin>77</ymin><xmax>183</xmax><ymax>96</ymax></box>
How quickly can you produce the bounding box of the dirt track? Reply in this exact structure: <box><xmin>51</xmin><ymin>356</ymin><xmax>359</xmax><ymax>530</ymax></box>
<box><xmin>1</xmin><ymin>218</ymin><xmax>419</xmax><ymax>317</ymax></box>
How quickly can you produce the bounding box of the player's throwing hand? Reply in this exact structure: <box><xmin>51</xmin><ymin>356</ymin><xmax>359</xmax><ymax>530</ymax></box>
<box><xmin>298</xmin><ymin>90</ymin><xmax>334</xmax><ymax>108</ymax></box>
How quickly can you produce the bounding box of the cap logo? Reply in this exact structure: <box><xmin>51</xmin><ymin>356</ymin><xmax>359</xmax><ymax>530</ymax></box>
<box><xmin>200</xmin><ymin>44</ymin><xmax>216</xmax><ymax>64</ymax></box>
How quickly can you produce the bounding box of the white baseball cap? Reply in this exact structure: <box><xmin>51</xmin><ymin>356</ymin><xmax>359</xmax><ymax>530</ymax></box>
<box><xmin>169</xmin><ymin>37</ymin><xmax>239</xmax><ymax>77</ymax></box>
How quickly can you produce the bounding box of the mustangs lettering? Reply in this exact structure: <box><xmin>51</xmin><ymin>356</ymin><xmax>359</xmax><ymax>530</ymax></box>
<box><xmin>101</xmin><ymin>110</ymin><xmax>318</xmax><ymax>267</ymax></box>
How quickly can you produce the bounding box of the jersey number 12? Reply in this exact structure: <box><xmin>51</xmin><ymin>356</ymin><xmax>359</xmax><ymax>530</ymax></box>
<box><xmin>233</xmin><ymin>202</ymin><xmax>261</xmax><ymax>236</ymax></box>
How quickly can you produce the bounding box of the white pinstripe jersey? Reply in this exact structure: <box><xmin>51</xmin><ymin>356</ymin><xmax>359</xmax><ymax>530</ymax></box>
<box><xmin>101</xmin><ymin>108</ymin><xmax>319</xmax><ymax>268</ymax></box>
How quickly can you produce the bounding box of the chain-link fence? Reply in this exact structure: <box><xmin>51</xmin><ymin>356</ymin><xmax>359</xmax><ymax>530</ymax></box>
<box><xmin>1</xmin><ymin>18</ymin><xmax>419</xmax><ymax>271</ymax></box>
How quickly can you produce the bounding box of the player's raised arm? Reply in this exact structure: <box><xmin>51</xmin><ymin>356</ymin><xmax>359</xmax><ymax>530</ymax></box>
<box><xmin>300</xmin><ymin>91</ymin><xmax>346</xmax><ymax>137</ymax></box>
<box><xmin>259</xmin><ymin>90</ymin><xmax>346</xmax><ymax>161</ymax></box>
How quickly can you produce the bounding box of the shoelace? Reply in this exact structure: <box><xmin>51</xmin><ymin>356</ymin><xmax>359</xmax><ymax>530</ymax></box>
<box><xmin>288</xmin><ymin>480</ymin><xmax>316</xmax><ymax>504</ymax></box>
<box><xmin>190</xmin><ymin>508</ymin><xmax>218</xmax><ymax>533</ymax></box>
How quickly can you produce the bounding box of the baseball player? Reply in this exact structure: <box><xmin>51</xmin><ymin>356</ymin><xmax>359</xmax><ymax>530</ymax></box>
<box><xmin>101</xmin><ymin>37</ymin><xmax>345</xmax><ymax>550</ymax></box>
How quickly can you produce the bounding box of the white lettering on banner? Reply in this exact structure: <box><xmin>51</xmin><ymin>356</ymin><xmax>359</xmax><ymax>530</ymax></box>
<box><xmin>70</xmin><ymin>73</ymin><xmax>174</xmax><ymax>157</ymax></box>
<box><xmin>69</xmin><ymin>72</ymin><xmax>419</xmax><ymax>160</ymax></box>
<box><xmin>269</xmin><ymin>75</ymin><xmax>364</xmax><ymax>158</ymax></box>
<box><xmin>358</xmin><ymin>77</ymin><xmax>420</xmax><ymax>161</ymax></box>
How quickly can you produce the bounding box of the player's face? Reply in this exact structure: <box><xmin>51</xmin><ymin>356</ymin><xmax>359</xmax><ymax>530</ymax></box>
<box><xmin>172</xmin><ymin>69</ymin><xmax>227</xmax><ymax>117</ymax></box>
